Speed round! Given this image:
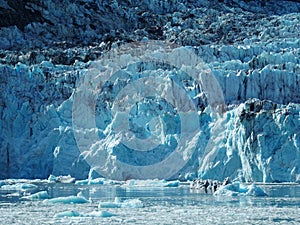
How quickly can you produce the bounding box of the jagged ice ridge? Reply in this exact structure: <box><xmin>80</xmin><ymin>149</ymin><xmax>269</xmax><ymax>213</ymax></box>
<box><xmin>0</xmin><ymin>0</ymin><xmax>299</xmax><ymax>182</ymax></box>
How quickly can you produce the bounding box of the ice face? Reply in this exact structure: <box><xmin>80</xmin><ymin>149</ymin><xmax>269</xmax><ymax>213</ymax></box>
<box><xmin>199</xmin><ymin>100</ymin><xmax>300</xmax><ymax>183</ymax></box>
<box><xmin>1</xmin><ymin>54</ymin><xmax>299</xmax><ymax>183</ymax></box>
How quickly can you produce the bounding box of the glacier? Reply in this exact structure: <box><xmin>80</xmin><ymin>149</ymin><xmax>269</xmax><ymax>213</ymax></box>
<box><xmin>0</xmin><ymin>0</ymin><xmax>300</xmax><ymax>183</ymax></box>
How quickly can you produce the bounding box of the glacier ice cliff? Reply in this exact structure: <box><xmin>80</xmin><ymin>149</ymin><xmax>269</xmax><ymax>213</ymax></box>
<box><xmin>199</xmin><ymin>99</ymin><xmax>300</xmax><ymax>182</ymax></box>
<box><xmin>0</xmin><ymin>0</ymin><xmax>299</xmax><ymax>182</ymax></box>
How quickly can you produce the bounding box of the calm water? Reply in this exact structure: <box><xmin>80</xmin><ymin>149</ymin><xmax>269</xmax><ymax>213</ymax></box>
<box><xmin>0</xmin><ymin>182</ymin><xmax>300</xmax><ymax>224</ymax></box>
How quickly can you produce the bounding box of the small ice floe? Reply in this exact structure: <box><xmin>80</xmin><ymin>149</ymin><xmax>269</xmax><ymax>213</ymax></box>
<box><xmin>21</xmin><ymin>191</ymin><xmax>49</xmax><ymax>200</ymax></box>
<box><xmin>74</xmin><ymin>180</ymin><xmax>89</xmax><ymax>185</ymax></box>
<box><xmin>54</xmin><ymin>210</ymin><xmax>116</xmax><ymax>218</ymax></box>
<box><xmin>123</xmin><ymin>179</ymin><xmax>179</xmax><ymax>188</ymax></box>
<box><xmin>75</xmin><ymin>178</ymin><xmax>103</xmax><ymax>185</ymax></box>
<box><xmin>5</xmin><ymin>192</ymin><xmax>21</xmax><ymax>197</ymax></box>
<box><xmin>48</xmin><ymin>174</ymin><xmax>75</xmax><ymax>183</ymax></box>
<box><xmin>75</xmin><ymin>178</ymin><xmax>123</xmax><ymax>185</ymax></box>
<box><xmin>163</xmin><ymin>180</ymin><xmax>179</xmax><ymax>187</ymax></box>
<box><xmin>0</xmin><ymin>183</ymin><xmax>38</xmax><ymax>191</ymax></box>
<box><xmin>44</xmin><ymin>192</ymin><xmax>89</xmax><ymax>204</ymax></box>
<box><xmin>98</xmin><ymin>197</ymin><xmax>144</xmax><ymax>208</ymax></box>
<box><xmin>245</xmin><ymin>184</ymin><xmax>267</xmax><ymax>196</ymax></box>
<box><xmin>214</xmin><ymin>182</ymin><xmax>267</xmax><ymax>197</ymax></box>
<box><xmin>83</xmin><ymin>211</ymin><xmax>117</xmax><ymax>218</ymax></box>
<box><xmin>55</xmin><ymin>210</ymin><xmax>80</xmax><ymax>218</ymax></box>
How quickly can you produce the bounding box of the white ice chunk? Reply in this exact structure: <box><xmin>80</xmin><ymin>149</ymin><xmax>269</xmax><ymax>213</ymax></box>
<box><xmin>245</xmin><ymin>184</ymin><xmax>267</xmax><ymax>196</ymax></box>
<box><xmin>75</xmin><ymin>178</ymin><xmax>124</xmax><ymax>185</ymax></box>
<box><xmin>55</xmin><ymin>210</ymin><xmax>80</xmax><ymax>218</ymax></box>
<box><xmin>21</xmin><ymin>191</ymin><xmax>49</xmax><ymax>200</ymax></box>
<box><xmin>122</xmin><ymin>179</ymin><xmax>179</xmax><ymax>188</ymax></box>
<box><xmin>43</xmin><ymin>194</ymin><xmax>89</xmax><ymax>204</ymax></box>
<box><xmin>0</xmin><ymin>183</ymin><xmax>38</xmax><ymax>191</ymax></box>
<box><xmin>214</xmin><ymin>182</ymin><xmax>267</xmax><ymax>197</ymax></box>
<box><xmin>5</xmin><ymin>192</ymin><xmax>21</xmax><ymax>197</ymax></box>
<box><xmin>55</xmin><ymin>210</ymin><xmax>116</xmax><ymax>218</ymax></box>
<box><xmin>83</xmin><ymin>211</ymin><xmax>117</xmax><ymax>217</ymax></box>
<box><xmin>98</xmin><ymin>197</ymin><xmax>143</xmax><ymax>208</ymax></box>
<box><xmin>48</xmin><ymin>174</ymin><xmax>75</xmax><ymax>183</ymax></box>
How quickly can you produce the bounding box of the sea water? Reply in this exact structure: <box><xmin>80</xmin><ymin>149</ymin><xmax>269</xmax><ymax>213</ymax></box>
<box><xmin>0</xmin><ymin>181</ymin><xmax>299</xmax><ymax>224</ymax></box>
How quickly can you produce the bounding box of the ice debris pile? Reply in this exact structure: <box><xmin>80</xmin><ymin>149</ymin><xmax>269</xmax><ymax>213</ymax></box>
<box><xmin>0</xmin><ymin>0</ymin><xmax>300</xmax><ymax>182</ymax></box>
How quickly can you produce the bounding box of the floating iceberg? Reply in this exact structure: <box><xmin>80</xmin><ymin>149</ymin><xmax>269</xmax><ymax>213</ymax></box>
<box><xmin>48</xmin><ymin>174</ymin><xmax>75</xmax><ymax>183</ymax></box>
<box><xmin>98</xmin><ymin>197</ymin><xmax>144</xmax><ymax>208</ymax></box>
<box><xmin>21</xmin><ymin>191</ymin><xmax>49</xmax><ymax>200</ymax></box>
<box><xmin>54</xmin><ymin>210</ymin><xmax>80</xmax><ymax>218</ymax></box>
<box><xmin>214</xmin><ymin>182</ymin><xmax>267</xmax><ymax>197</ymax></box>
<box><xmin>44</xmin><ymin>193</ymin><xmax>89</xmax><ymax>204</ymax></box>
<box><xmin>122</xmin><ymin>179</ymin><xmax>179</xmax><ymax>188</ymax></box>
<box><xmin>54</xmin><ymin>210</ymin><xmax>116</xmax><ymax>218</ymax></box>
<box><xmin>75</xmin><ymin>177</ymin><xmax>123</xmax><ymax>185</ymax></box>
<box><xmin>0</xmin><ymin>183</ymin><xmax>38</xmax><ymax>191</ymax></box>
<box><xmin>245</xmin><ymin>184</ymin><xmax>268</xmax><ymax>197</ymax></box>
<box><xmin>83</xmin><ymin>211</ymin><xmax>117</xmax><ymax>218</ymax></box>
<box><xmin>5</xmin><ymin>192</ymin><xmax>21</xmax><ymax>197</ymax></box>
